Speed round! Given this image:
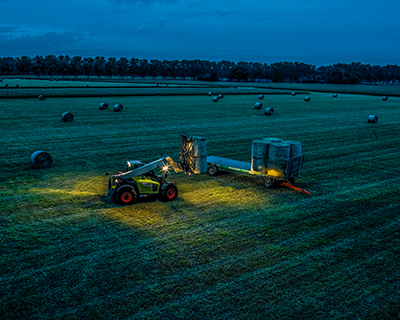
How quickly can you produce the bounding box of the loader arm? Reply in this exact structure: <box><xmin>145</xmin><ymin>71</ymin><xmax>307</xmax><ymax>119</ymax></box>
<box><xmin>115</xmin><ymin>158</ymin><xmax>169</xmax><ymax>179</ymax></box>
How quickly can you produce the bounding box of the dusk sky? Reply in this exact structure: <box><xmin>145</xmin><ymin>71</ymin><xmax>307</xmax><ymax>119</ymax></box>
<box><xmin>0</xmin><ymin>0</ymin><xmax>399</xmax><ymax>66</ymax></box>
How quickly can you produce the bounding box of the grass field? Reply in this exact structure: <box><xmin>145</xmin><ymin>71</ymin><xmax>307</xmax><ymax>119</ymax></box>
<box><xmin>1</xmin><ymin>81</ymin><xmax>400</xmax><ymax>319</ymax></box>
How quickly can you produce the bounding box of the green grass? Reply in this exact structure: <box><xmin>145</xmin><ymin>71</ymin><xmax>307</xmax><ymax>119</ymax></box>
<box><xmin>1</xmin><ymin>84</ymin><xmax>400</xmax><ymax>319</ymax></box>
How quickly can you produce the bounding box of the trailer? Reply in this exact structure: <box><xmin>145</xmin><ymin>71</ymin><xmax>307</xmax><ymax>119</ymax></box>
<box><xmin>206</xmin><ymin>155</ymin><xmax>310</xmax><ymax>194</ymax></box>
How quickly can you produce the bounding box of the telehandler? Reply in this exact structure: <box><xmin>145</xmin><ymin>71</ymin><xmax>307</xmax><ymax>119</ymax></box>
<box><xmin>106</xmin><ymin>134</ymin><xmax>195</xmax><ymax>205</ymax></box>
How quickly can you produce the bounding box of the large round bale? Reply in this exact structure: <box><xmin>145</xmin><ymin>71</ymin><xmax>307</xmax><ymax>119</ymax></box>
<box><xmin>264</xmin><ymin>108</ymin><xmax>274</xmax><ymax>115</ymax></box>
<box><xmin>254</xmin><ymin>102</ymin><xmax>262</xmax><ymax>109</ymax></box>
<box><xmin>38</xmin><ymin>95</ymin><xmax>46</xmax><ymax>101</ymax></box>
<box><xmin>99</xmin><ymin>102</ymin><xmax>108</xmax><ymax>110</ymax></box>
<box><xmin>30</xmin><ymin>150</ymin><xmax>52</xmax><ymax>169</ymax></box>
<box><xmin>382</xmin><ymin>96</ymin><xmax>388</xmax><ymax>101</ymax></box>
<box><xmin>284</xmin><ymin>140</ymin><xmax>302</xmax><ymax>158</ymax></box>
<box><xmin>192</xmin><ymin>136</ymin><xmax>207</xmax><ymax>157</ymax></box>
<box><xmin>333</xmin><ymin>93</ymin><xmax>338</xmax><ymax>97</ymax></box>
<box><xmin>193</xmin><ymin>157</ymin><xmax>207</xmax><ymax>174</ymax></box>
<box><xmin>114</xmin><ymin>104</ymin><xmax>123</xmax><ymax>112</ymax></box>
<box><xmin>15</xmin><ymin>84</ymin><xmax>19</xmax><ymax>88</ymax></box>
<box><xmin>291</xmin><ymin>92</ymin><xmax>296</xmax><ymax>96</ymax></box>
<box><xmin>367</xmin><ymin>115</ymin><xmax>378</xmax><ymax>123</ymax></box>
<box><xmin>218</xmin><ymin>94</ymin><xmax>224</xmax><ymax>99</ymax></box>
<box><xmin>213</xmin><ymin>96</ymin><xmax>219</xmax><ymax>102</ymax></box>
<box><xmin>61</xmin><ymin>112</ymin><xmax>74</xmax><ymax>122</ymax></box>
<box><xmin>268</xmin><ymin>142</ymin><xmax>291</xmax><ymax>162</ymax></box>
<box><xmin>304</xmin><ymin>96</ymin><xmax>311</xmax><ymax>101</ymax></box>
<box><xmin>208</xmin><ymin>91</ymin><xmax>213</xmax><ymax>96</ymax></box>
<box><xmin>251</xmin><ymin>140</ymin><xmax>270</xmax><ymax>173</ymax></box>
<box><xmin>4</xmin><ymin>84</ymin><xmax>9</xmax><ymax>87</ymax></box>
<box><xmin>258</xmin><ymin>95</ymin><xmax>264</xmax><ymax>99</ymax></box>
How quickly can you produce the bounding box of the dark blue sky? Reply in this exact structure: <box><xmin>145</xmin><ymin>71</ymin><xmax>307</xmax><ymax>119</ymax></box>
<box><xmin>1</xmin><ymin>0</ymin><xmax>399</xmax><ymax>66</ymax></box>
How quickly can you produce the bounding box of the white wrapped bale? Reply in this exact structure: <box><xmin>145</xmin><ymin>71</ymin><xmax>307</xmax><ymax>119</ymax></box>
<box><xmin>254</xmin><ymin>102</ymin><xmax>262</xmax><ymax>109</ymax></box>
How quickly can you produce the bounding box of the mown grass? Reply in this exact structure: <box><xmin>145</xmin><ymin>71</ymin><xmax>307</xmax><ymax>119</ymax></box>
<box><xmin>1</xmin><ymin>85</ymin><xmax>400</xmax><ymax>319</ymax></box>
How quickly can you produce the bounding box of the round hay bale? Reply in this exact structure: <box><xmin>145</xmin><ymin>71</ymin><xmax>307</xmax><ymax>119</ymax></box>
<box><xmin>254</xmin><ymin>102</ymin><xmax>262</xmax><ymax>109</ymax></box>
<box><xmin>38</xmin><ymin>95</ymin><xmax>46</xmax><ymax>101</ymax></box>
<box><xmin>4</xmin><ymin>84</ymin><xmax>9</xmax><ymax>87</ymax></box>
<box><xmin>30</xmin><ymin>150</ymin><xmax>52</xmax><ymax>169</ymax></box>
<box><xmin>218</xmin><ymin>94</ymin><xmax>224</xmax><ymax>99</ymax></box>
<box><xmin>99</xmin><ymin>102</ymin><xmax>108</xmax><ymax>110</ymax></box>
<box><xmin>193</xmin><ymin>156</ymin><xmax>207</xmax><ymax>174</ymax></box>
<box><xmin>285</xmin><ymin>140</ymin><xmax>302</xmax><ymax>158</ymax></box>
<box><xmin>114</xmin><ymin>104</ymin><xmax>123</xmax><ymax>112</ymax></box>
<box><xmin>258</xmin><ymin>95</ymin><xmax>264</xmax><ymax>99</ymax></box>
<box><xmin>252</xmin><ymin>140</ymin><xmax>270</xmax><ymax>159</ymax></box>
<box><xmin>251</xmin><ymin>157</ymin><xmax>267</xmax><ymax>173</ymax></box>
<box><xmin>333</xmin><ymin>93</ymin><xmax>338</xmax><ymax>97</ymax></box>
<box><xmin>264</xmin><ymin>108</ymin><xmax>274</xmax><ymax>115</ymax></box>
<box><xmin>291</xmin><ymin>92</ymin><xmax>296</xmax><ymax>96</ymax></box>
<box><xmin>61</xmin><ymin>112</ymin><xmax>74</xmax><ymax>122</ymax></box>
<box><xmin>15</xmin><ymin>84</ymin><xmax>19</xmax><ymax>88</ymax></box>
<box><xmin>269</xmin><ymin>142</ymin><xmax>291</xmax><ymax>161</ymax></box>
<box><xmin>382</xmin><ymin>96</ymin><xmax>388</xmax><ymax>101</ymax></box>
<box><xmin>208</xmin><ymin>91</ymin><xmax>213</xmax><ymax>96</ymax></box>
<box><xmin>304</xmin><ymin>96</ymin><xmax>310</xmax><ymax>101</ymax></box>
<box><xmin>192</xmin><ymin>137</ymin><xmax>207</xmax><ymax>157</ymax></box>
<box><xmin>367</xmin><ymin>115</ymin><xmax>378</xmax><ymax>123</ymax></box>
<box><xmin>213</xmin><ymin>96</ymin><xmax>219</xmax><ymax>102</ymax></box>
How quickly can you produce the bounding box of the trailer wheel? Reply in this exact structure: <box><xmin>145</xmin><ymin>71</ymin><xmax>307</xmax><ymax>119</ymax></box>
<box><xmin>207</xmin><ymin>165</ymin><xmax>218</xmax><ymax>176</ymax></box>
<box><xmin>160</xmin><ymin>184</ymin><xmax>178</xmax><ymax>202</ymax></box>
<box><xmin>264</xmin><ymin>177</ymin><xmax>276</xmax><ymax>189</ymax></box>
<box><xmin>116</xmin><ymin>187</ymin><xmax>138</xmax><ymax>205</ymax></box>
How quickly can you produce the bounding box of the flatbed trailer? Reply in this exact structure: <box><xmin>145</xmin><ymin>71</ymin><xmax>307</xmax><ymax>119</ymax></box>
<box><xmin>206</xmin><ymin>155</ymin><xmax>310</xmax><ymax>194</ymax></box>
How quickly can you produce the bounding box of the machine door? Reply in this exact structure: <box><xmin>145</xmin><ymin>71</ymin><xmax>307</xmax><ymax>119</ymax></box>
<box><xmin>136</xmin><ymin>176</ymin><xmax>160</xmax><ymax>195</ymax></box>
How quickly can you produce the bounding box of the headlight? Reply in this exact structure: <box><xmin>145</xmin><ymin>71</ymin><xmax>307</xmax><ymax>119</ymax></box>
<box><xmin>163</xmin><ymin>166</ymin><xmax>169</xmax><ymax>171</ymax></box>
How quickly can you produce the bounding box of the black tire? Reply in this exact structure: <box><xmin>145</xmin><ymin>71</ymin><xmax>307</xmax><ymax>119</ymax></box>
<box><xmin>207</xmin><ymin>165</ymin><xmax>218</xmax><ymax>176</ymax></box>
<box><xmin>160</xmin><ymin>184</ymin><xmax>178</xmax><ymax>202</ymax></box>
<box><xmin>264</xmin><ymin>177</ymin><xmax>276</xmax><ymax>189</ymax></box>
<box><xmin>116</xmin><ymin>187</ymin><xmax>138</xmax><ymax>205</ymax></box>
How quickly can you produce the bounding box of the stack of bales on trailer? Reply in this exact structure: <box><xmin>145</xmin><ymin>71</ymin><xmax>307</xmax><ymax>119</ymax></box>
<box><xmin>251</xmin><ymin>138</ymin><xmax>302</xmax><ymax>178</ymax></box>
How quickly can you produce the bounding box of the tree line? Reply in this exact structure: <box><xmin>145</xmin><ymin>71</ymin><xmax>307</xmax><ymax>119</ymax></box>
<box><xmin>0</xmin><ymin>55</ymin><xmax>399</xmax><ymax>84</ymax></box>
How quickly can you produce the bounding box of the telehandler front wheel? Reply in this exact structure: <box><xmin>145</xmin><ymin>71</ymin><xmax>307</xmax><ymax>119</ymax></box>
<box><xmin>116</xmin><ymin>187</ymin><xmax>138</xmax><ymax>205</ymax></box>
<box><xmin>160</xmin><ymin>184</ymin><xmax>178</xmax><ymax>202</ymax></box>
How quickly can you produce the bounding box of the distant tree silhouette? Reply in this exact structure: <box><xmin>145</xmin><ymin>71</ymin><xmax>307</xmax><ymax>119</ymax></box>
<box><xmin>0</xmin><ymin>55</ymin><xmax>399</xmax><ymax>85</ymax></box>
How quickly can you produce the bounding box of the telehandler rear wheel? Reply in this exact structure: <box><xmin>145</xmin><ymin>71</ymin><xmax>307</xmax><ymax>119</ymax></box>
<box><xmin>116</xmin><ymin>187</ymin><xmax>138</xmax><ymax>205</ymax></box>
<box><xmin>160</xmin><ymin>184</ymin><xmax>178</xmax><ymax>202</ymax></box>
